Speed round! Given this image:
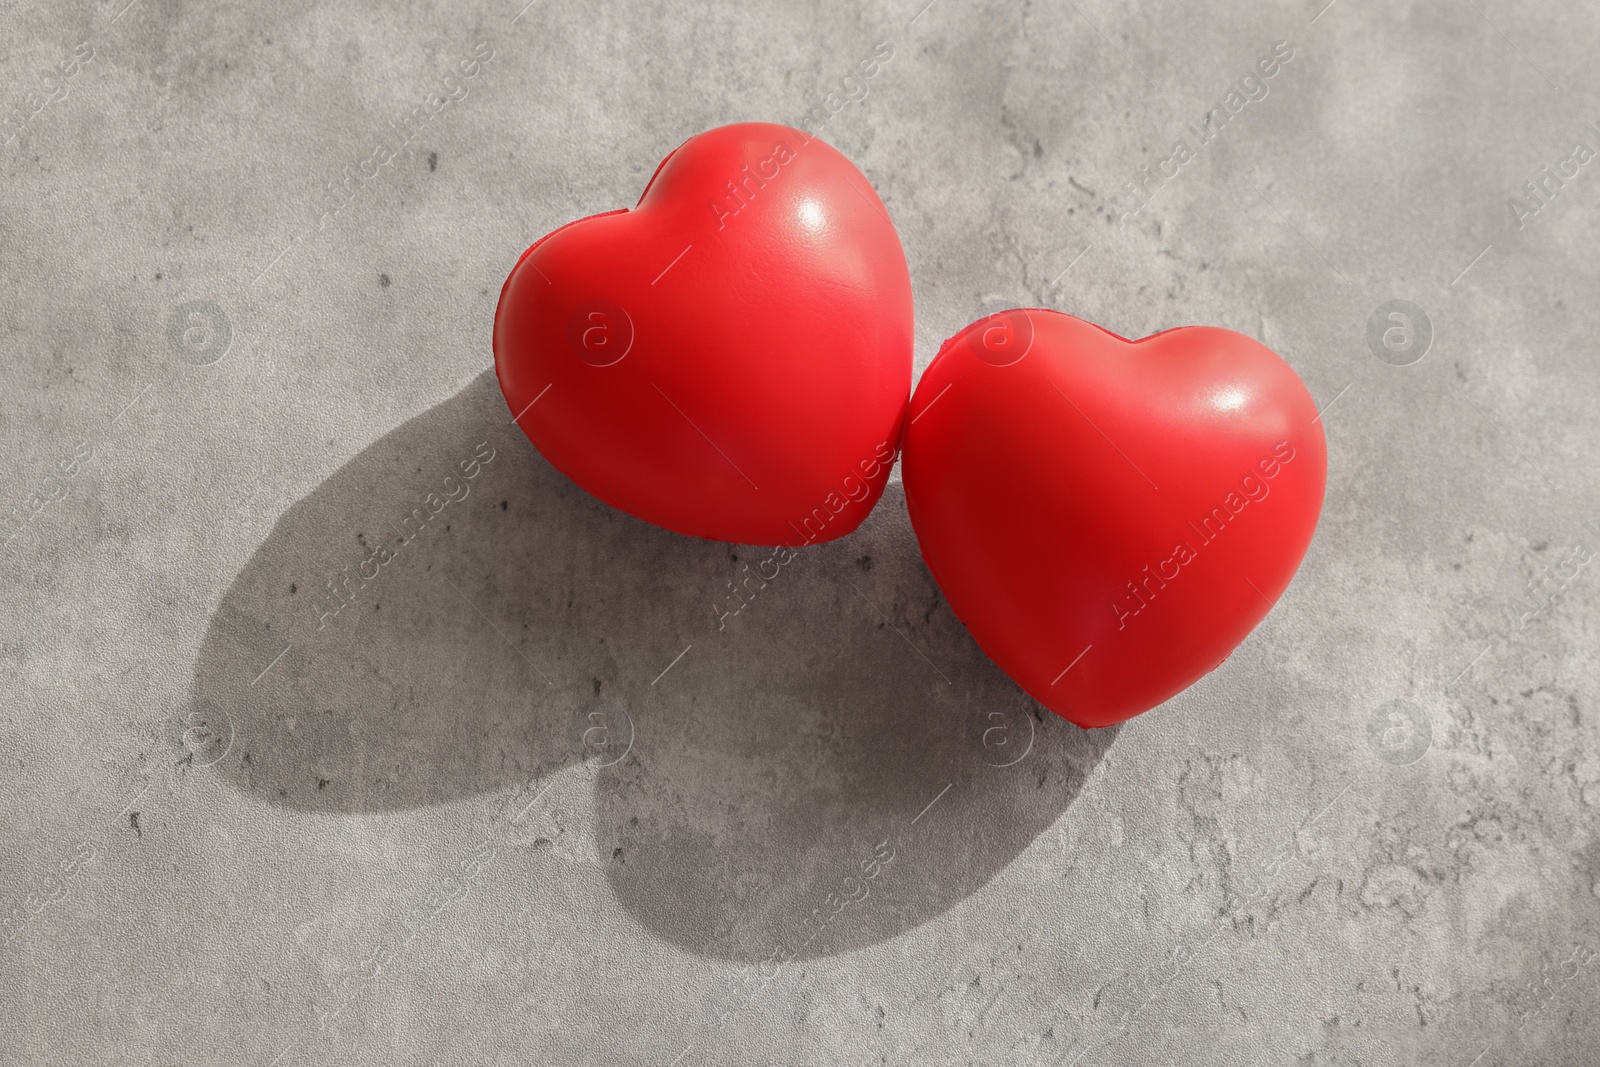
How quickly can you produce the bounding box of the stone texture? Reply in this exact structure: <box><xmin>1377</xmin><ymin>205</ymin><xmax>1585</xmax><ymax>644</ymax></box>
<box><xmin>2</xmin><ymin>0</ymin><xmax>1598</xmax><ymax>1063</ymax></box>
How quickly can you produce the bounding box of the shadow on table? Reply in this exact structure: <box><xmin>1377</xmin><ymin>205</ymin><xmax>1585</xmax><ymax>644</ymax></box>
<box><xmin>187</xmin><ymin>368</ymin><xmax>1116</xmax><ymax>961</ymax></box>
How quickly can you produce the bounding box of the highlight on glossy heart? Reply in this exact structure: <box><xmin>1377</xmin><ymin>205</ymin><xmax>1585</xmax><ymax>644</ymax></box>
<box><xmin>494</xmin><ymin>122</ymin><xmax>914</xmax><ymax>546</ymax></box>
<box><xmin>902</xmin><ymin>308</ymin><xmax>1327</xmax><ymax>728</ymax></box>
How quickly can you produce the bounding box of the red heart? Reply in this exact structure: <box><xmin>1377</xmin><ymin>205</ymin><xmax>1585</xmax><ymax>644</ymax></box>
<box><xmin>494</xmin><ymin>123</ymin><xmax>913</xmax><ymax>546</ymax></box>
<box><xmin>903</xmin><ymin>309</ymin><xmax>1327</xmax><ymax>728</ymax></box>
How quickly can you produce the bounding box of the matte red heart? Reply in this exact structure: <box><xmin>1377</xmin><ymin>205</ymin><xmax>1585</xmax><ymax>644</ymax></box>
<box><xmin>903</xmin><ymin>309</ymin><xmax>1327</xmax><ymax>728</ymax></box>
<box><xmin>494</xmin><ymin>122</ymin><xmax>913</xmax><ymax>546</ymax></box>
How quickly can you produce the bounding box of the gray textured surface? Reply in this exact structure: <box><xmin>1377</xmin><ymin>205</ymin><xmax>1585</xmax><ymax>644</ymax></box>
<box><xmin>2</xmin><ymin>0</ymin><xmax>1598</xmax><ymax>1064</ymax></box>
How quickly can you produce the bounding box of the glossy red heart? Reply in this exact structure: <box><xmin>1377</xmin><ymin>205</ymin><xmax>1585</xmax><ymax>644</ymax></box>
<box><xmin>903</xmin><ymin>309</ymin><xmax>1327</xmax><ymax>728</ymax></box>
<box><xmin>493</xmin><ymin>122</ymin><xmax>913</xmax><ymax>546</ymax></box>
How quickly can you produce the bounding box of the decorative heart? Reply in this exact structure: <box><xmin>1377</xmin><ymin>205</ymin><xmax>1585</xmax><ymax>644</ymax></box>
<box><xmin>494</xmin><ymin>122</ymin><xmax>913</xmax><ymax>546</ymax></box>
<box><xmin>902</xmin><ymin>309</ymin><xmax>1327</xmax><ymax>728</ymax></box>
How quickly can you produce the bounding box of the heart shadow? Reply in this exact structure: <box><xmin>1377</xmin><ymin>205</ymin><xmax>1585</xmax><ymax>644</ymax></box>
<box><xmin>187</xmin><ymin>368</ymin><xmax>1116</xmax><ymax>962</ymax></box>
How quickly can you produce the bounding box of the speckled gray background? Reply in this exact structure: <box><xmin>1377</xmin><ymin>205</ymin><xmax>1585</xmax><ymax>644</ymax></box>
<box><xmin>3</xmin><ymin>0</ymin><xmax>1598</xmax><ymax>1064</ymax></box>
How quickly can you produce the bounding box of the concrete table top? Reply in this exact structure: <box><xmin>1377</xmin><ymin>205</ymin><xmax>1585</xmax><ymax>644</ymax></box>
<box><xmin>3</xmin><ymin>0</ymin><xmax>1597</xmax><ymax>1063</ymax></box>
